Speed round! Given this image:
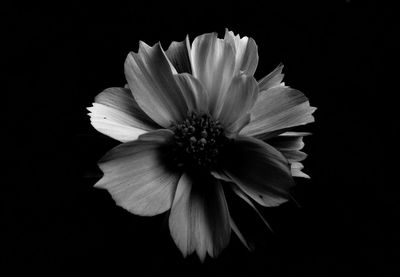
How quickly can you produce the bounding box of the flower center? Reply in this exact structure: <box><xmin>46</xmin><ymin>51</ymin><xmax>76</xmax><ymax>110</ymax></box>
<box><xmin>170</xmin><ymin>112</ymin><xmax>229</xmax><ymax>169</ymax></box>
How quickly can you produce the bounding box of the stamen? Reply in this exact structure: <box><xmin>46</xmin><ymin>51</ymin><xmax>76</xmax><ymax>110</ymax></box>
<box><xmin>170</xmin><ymin>112</ymin><xmax>229</xmax><ymax>169</ymax></box>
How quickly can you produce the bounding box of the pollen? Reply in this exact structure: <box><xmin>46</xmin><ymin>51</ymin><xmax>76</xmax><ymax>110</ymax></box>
<box><xmin>171</xmin><ymin>112</ymin><xmax>229</xmax><ymax>169</ymax></box>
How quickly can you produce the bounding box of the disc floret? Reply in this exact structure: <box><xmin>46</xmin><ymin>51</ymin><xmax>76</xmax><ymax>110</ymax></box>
<box><xmin>171</xmin><ymin>112</ymin><xmax>229</xmax><ymax>168</ymax></box>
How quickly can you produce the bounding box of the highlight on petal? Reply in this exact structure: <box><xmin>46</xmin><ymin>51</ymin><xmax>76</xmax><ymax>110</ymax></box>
<box><xmin>190</xmin><ymin>32</ymin><xmax>236</xmax><ymax>115</ymax></box>
<box><xmin>173</xmin><ymin>73</ymin><xmax>209</xmax><ymax>114</ymax></box>
<box><xmin>228</xmin><ymin>113</ymin><xmax>251</xmax><ymax>135</ymax></box>
<box><xmin>267</xmin><ymin>131</ymin><xmax>311</xmax><ymax>178</ymax></box>
<box><xmin>87</xmin><ymin>87</ymin><xmax>160</xmax><ymax>142</ymax></box>
<box><xmin>213</xmin><ymin>135</ymin><xmax>294</xmax><ymax>207</ymax></box>
<box><xmin>240</xmin><ymin>86</ymin><xmax>316</xmax><ymax>139</ymax></box>
<box><xmin>291</xmin><ymin>162</ymin><xmax>310</xmax><ymax>178</ymax></box>
<box><xmin>169</xmin><ymin>172</ymin><xmax>231</xmax><ymax>262</ymax></box>
<box><xmin>124</xmin><ymin>42</ymin><xmax>189</xmax><ymax>127</ymax></box>
<box><xmin>224</xmin><ymin>29</ymin><xmax>259</xmax><ymax>76</ymax></box>
<box><xmin>165</xmin><ymin>36</ymin><xmax>192</xmax><ymax>74</ymax></box>
<box><xmin>216</xmin><ymin>74</ymin><xmax>258</xmax><ymax>134</ymax></box>
<box><xmin>268</xmin><ymin>132</ymin><xmax>308</xmax><ymax>161</ymax></box>
<box><xmin>95</xmin><ymin>129</ymin><xmax>181</xmax><ymax>216</ymax></box>
<box><xmin>258</xmin><ymin>64</ymin><xmax>285</xmax><ymax>91</ymax></box>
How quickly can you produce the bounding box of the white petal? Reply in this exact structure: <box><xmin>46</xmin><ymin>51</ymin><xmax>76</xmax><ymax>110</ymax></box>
<box><xmin>216</xmin><ymin>74</ymin><xmax>258</xmax><ymax>134</ymax></box>
<box><xmin>169</xmin><ymin>173</ymin><xmax>231</xmax><ymax>261</ymax></box>
<box><xmin>95</xmin><ymin>129</ymin><xmax>181</xmax><ymax>216</ymax></box>
<box><xmin>173</xmin><ymin>73</ymin><xmax>209</xmax><ymax>114</ymax></box>
<box><xmin>228</xmin><ymin>113</ymin><xmax>251</xmax><ymax>135</ymax></box>
<box><xmin>230</xmin><ymin>215</ymin><xmax>253</xmax><ymax>251</ymax></box>
<box><xmin>190</xmin><ymin>32</ymin><xmax>236</xmax><ymax>115</ymax></box>
<box><xmin>88</xmin><ymin>103</ymin><xmax>146</xmax><ymax>142</ymax></box>
<box><xmin>291</xmin><ymin>162</ymin><xmax>310</xmax><ymax>178</ymax></box>
<box><xmin>268</xmin><ymin>134</ymin><xmax>305</xmax><ymax>151</ymax></box>
<box><xmin>94</xmin><ymin>87</ymin><xmax>157</xmax><ymax>129</ymax></box>
<box><xmin>87</xmin><ymin>87</ymin><xmax>159</xmax><ymax>142</ymax></box>
<box><xmin>165</xmin><ymin>36</ymin><xmax>192</xmax><ymax>74</ymax></box>
<box><xmin>240</xmin><ymin>86</ymin><xmax>316</xmax><ymax>139</ymax></box>
<box><xmin>282</xmin><ymin>150</ymin><xmax>307</xmax><ymax>162</ymax></box>
<box><xmin>258</xmin><ymin>64</ymin><xmax>285</xmax><ymax>91</ymax></box>
<box><xmin>267</xmin><ymin>133</ymin><xmax>311</xmax><ymax>177</ymax></box>
<box><xmin>279</xmin><ymin>131</ymin><xmax>312</xmax><ymax>137</ymax></box>
<box><xmin>268</xmin><ymin>135</ymin><xmax>307</xmax><ymax>161</ymax></box>
<box><xmin>213</xmin><ymin>135</ymin><xmax>294</xmax><ymax>207</ymax></box>
<box><xmin>124</xmin><ymin>42</ymin><xmax>189</xmax><ymax>127</ymax></box>
<box><xmin>224</xmin><ymin>29</ymin><xmax>259</xmax><ymax>76</ymax></box>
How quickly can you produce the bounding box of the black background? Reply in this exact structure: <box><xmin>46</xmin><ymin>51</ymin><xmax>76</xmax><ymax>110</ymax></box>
<box><xmin>4</xmin><ymin>1</ymin><xmax>397</xmax><ymax>275</ymax></box>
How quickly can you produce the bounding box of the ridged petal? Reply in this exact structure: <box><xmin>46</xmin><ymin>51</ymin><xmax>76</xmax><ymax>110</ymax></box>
<box><xmin>124</xmin><ymin>42</ymin><xmax>189</xmax><ymax>127</ymax></box>
<box><xmin>173</xmin><ymin>73</ymin><xmax>209</xmax><ymax>114</ymax></box>
<box><xmin>231</xmin><ymin>185</ymin><xmax>273</xmax><ymax>231</ymax></box>
<box><xmin>258</xmin><ymin>64</ymin><xmax>285</xmax><ymax>91</ymax></box>
<box><xmin>268</xmin><ymin>134</ymin><xmax>307</xmax><ymax>161</ymax></box>
<box><xmin>216</xmin><ymin>74</ymin><xmax>258</xmax><ymax>133</ymax></box>
<box><xmin>291</xmin><ymin>162</ymin><xmax>310</xmax><ymax>178</ymax></box>
<box><xmin>190</xmin><ymin>32</ymin><xmax>236</xmax><ymax>115</ymax></box>
<box><xmin>169</xmin><ymin>172</ymin><xmax>231</xmax><ymax>262</ymax></box>
<box><xmin>240</xmin><ymin>86</ymin><xmax>316</xmax><ymax>139</ymax></box>
<box><xmin>95</xmin><ymin>129</ymin><xmax>181</xmax><ymax>216</ymax></box>
<box><xmin>213</xmin><ymin>136</ymin><xmax>294</xmax><ymax>207</ymax></box>
<box><xmin>268</xmin><ymin>132</ymin><xmax>311</xmax><ymax>178</ymax></box>
<box><xmin>224</xmin><ymin>29</ymin><xmax>258</xmax><ymax>76</ymax></box>
<box><xmin>87</xmin><ymin>87</ymin><xmax>160</xmax><ymax>142</ymax></box>
<box><xmin>165</xmin><ymin>36</ymin><xmax>192</xmax><ymax>74</ymax></box>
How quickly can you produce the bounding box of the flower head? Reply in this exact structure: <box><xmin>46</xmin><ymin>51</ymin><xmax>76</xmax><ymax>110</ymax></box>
<box><xmin>87</xmin><ymin>29</ymin><xmax>316</xmax><ymax>261</ymax></box>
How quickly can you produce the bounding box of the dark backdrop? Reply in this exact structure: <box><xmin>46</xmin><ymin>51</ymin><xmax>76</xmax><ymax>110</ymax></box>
<box><xmin>4</xmin><ymin>1</ymin><xmax>397</xmax><ymax>275</ymax></box>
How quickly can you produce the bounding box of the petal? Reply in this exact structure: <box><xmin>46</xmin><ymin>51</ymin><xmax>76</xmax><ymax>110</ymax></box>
<box><xmin>124</xmin><ymin>42</ymin><xmax>189</xmax><ymax>127</ymax></box>
<box><xmin>213</xmin><ymin>135</ymin><xmax>294</xmax><ymax>207</ymax></box>
<box><xmin>230</xmin><ymin>215</ymin><xmax>253</xmax><ymax>251</ymax></box>
<box><xmin>240</xmin><ymin>86</ymin><xmax>316</xmax><ymax>139</ymax></box>
<box><xmin>88</xmin><ymin>103</ymin><xmax>147</xmax><ymax>143</ymax></box>
<box><xmin>94</xmin><ymin>87</ymin><xmax>159</xmax><ymax>129</ymax></box>
<box><xmin>87</xmin><ymin>87</ymin><xmax>160</xmax><ymax>142</ymax></box>
<box><xmin>281</xmin><ymin>149</ymin><xmax>307</xmax><ymax>162</ymax></box>
<box><xmin>224</xmin><ymin>29</ymin><xmax>259</xmax><ymax>76</ymax></box>
<box><xmin>278</xmin><ymin>131</ymin><xmax>312</xmax><ymax>137</ymax></box>
<box><xmin>169</xmin><ymin>172</ymin><xmax>231</xmax><ymax>262</ymax></box>
<box><xmin>165</xmin><ymin>36</ymin><xmax>192</xmax><ymax>74</ymax></box>
<box><xmin>95</xmin><ymin>129</ymin><xmax>181</xmax><ymax>216</ymax></box>
<box><xmin>213</xmin><ymin>170</ymin><xmax>288</xmax><ymax>208</ymax></box>
<box><xmin>268</xmin><ymin>134</ymin><xmax>308</xmax><ymax>162</ymax></box>
<box><xmin>216</xmin><ymin>74</ymin><xmax>258</xmax><ymax>134</ymax></box>
<box><xmin>291</xmin><ymin>162</ymin><xmax>310</xmax><ymax>178</ymax></box>
<box><xmin>267</xmin><ymin>132</ymin><xmax>311</xmax><ymax>178</ymax></box>
<box><xmin>190</xmin><ymin>32</ymin><xmax>236</xmax><ymax>115</ymax></box>
<box><xmin>267</xmin><ymin>132</ymin><xmax>307</xmax><ymax>151</ymax></box>
<box><xmin>228</xmin><ymin>113</ymin><xmax>251</xmax><ymax>135</ymax></box>
<box><xmin>258</xmin><ymin>64</ymin><xmax>285</xmax><ymax>91</ymax></box>
<box><xmin>173</xmin><ymin>73</ymin><xmax>209</xmax><ymax>114</ymax></box>
<box><xmin>231</xmin><ymin>185</ymin><xmax>273</xmax><ymax>231</ymax></box>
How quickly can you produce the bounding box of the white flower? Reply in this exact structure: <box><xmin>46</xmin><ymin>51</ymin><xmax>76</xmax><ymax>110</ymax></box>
<box><xmin>87</xmin><ymin>29</ymin><xmax>316</xmax><ymax>261</ymax></box>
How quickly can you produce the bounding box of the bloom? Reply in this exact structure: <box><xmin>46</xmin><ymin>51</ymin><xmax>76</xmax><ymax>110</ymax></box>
<box><xmin>88</xmin><ymin>29</ymin><xmax>316</xmax><ymax>261</ymax></box>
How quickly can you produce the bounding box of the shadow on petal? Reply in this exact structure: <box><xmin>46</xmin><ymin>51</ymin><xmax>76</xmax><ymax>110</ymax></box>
<box><xmin>169</xmin><ymin>170</ymin><xmax>231</xmax><ymax>262</ymax></box>
<box><xmin>214</xmin><ymin>135</ymin><xmax>294</xmax><ymax>207</ymax></box>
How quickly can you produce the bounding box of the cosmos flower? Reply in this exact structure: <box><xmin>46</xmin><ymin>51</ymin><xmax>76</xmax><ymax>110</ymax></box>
<box><xmin>87</xmin><ymin>29</ymin><xmax>316</xmax><ymax>261</ymax></box>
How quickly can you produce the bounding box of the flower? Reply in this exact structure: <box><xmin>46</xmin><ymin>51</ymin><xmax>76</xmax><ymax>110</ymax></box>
<box><xmin>87</xmin><ymin>29</ymin><xmax>316</xmax><ymax>261</ymax></box>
